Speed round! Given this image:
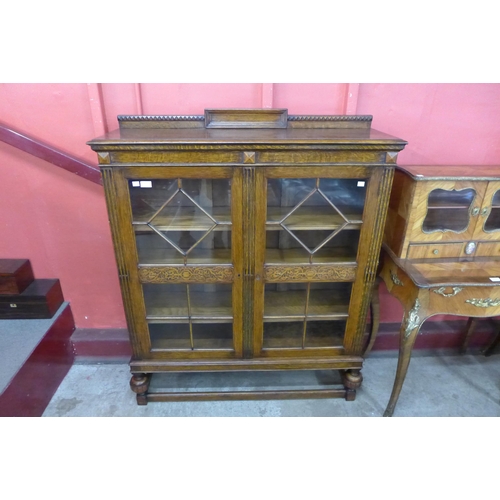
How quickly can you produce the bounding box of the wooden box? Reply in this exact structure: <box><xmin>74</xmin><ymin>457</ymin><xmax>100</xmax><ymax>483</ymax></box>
<box><xmin>0</xmin><ymin>259</ymin><xmax>34</xmax><ymax>295</ymax></box>
<box><xmin>0</xmin><ymin>279</ymin><xmax>64</xmax><ymax>319</ymax></box>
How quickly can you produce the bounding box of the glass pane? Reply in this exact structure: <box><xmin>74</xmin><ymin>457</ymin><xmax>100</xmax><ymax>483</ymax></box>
<box><xmin>136</xmin><ymin>230</ymin><xmax>231</xmax><ymax>264</ymax></box>
<box><xmin>144</xmin><ymin>283</ymin><xmax>234</xmax><ymax>351</ymax></box>
<box><xmin>423</xmin><ymin>188</ymin><xmax>475</xmax><ymax>233</ymax></box>
<box><xmin>484</xmin><ymin>190</ymin><xmax>500</xmax><ymax>232</ymax></box>
<box><xmin>263</xmin><ymin>321</ymin><xmax>346</xmax><ymax>349</ymax></box>
<box><xmin>266</xmin><ymin>229</ymin><xmax>360</xmax><ymax>264</ymax></box>
<box><xmin>130</xmin><ymin>178</ymin><xmax>232</xmax><ymax>264</ymax></box>
<box><xmin>143</xmin><ymin>283</ymin><xmax>232</xmax><ymax>321</ymax></box>
<box><xmin>263</xmin><ymin>283</ymin><xmax>351</xmax><ymax>349</ymax></box>
<box><xmin>149</xmin><ymin>323</ymin><xmax>233</xmax><ymax>351</ymax></box>
<box><xmin>266</xmin><ymin>178</ymin><xmax>365</xmax><ymax>264</ymax></box>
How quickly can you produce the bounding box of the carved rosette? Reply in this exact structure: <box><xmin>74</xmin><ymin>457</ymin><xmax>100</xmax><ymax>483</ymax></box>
<box><xmin>138</xmin><ymin>266</ymin><xmax>234</xmax><ymax>283</ymax></box>
<box><xmin>264</xmin><ymin>265</ymin><xmax>356</xmax><ymax>282</ymax></box>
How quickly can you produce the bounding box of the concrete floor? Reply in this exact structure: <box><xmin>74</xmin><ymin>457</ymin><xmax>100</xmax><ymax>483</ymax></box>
<box><xmin>42</xmin><ymin>352</ymin><xmax>500</xmax><ymax>417</ymax></box>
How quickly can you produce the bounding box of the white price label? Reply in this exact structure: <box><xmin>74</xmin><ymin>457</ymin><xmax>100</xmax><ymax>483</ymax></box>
<box><xmin>140</xmin><ymin>181</ymin><xmax>153</xmax><ymax>188</ymax></box>
<box><xmin>357</xmin><ymin>181</ymin><xmax>365</xmax><ymax>187</ymax></box>
<box><xmin>489</xmin><ymin>277</ymin><xmax>500</xmax><ymax>282</ymax></box>
<box><xmin>131</xmin><ymin>181</ymin><xmax>140</xmax><ymax>187</ymax></box>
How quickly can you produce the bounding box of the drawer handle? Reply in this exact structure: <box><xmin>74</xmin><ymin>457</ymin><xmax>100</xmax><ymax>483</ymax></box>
<box><xmin>433</xmin><ymin>286</ymin><xmax>463</xmax><ymax>297</ymax></box>
<box><xmin>465</xmin><ymin>298</ymin><xmax>500</xmax><ymax>308</ymax></box>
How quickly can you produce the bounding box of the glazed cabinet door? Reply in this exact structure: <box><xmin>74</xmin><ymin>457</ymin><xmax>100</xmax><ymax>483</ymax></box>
<box><xmin>119</xmin><ymin>166</ymin><xmax>243</xmax><ymax>360</ymax></box>
<box><xmin>472</xmin><ymin>181</ymin><xmax>500</xmax><ymax>241</ymax></box>
<box><xmin>408</xmin><ymin>181</ymin><xmax>488</xmax><ymax>243</ymax></box>
<box><xmin>251</xmin><ymin>166</ymin><xmax>389</xmax><ymax>359</ymax></box>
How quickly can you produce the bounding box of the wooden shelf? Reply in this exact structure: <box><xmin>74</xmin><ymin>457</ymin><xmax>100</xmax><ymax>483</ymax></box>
<box><xmin>264</xmin><ymin>290</ymin><xmax>349</xmax><ymax>321</ymax></box>
<box><xmin>266</xmin><ymin>206</ymin><xmax>362</xmax><ymax>230</ymax></box>
<box><xmin>144</xmin><ymin>289</ymin><xmax>233</xmax><ymax>323</ymax></box>
<box><xmin>265</xmin><ymin>248</ymin><xmax>356</xmax><ymax>264</ymax></box>
<box><xmin>427</xmin><ymin>205</ymin><xmax>471</xmax><ymax>210</ymax></box>
<box><xmin>137</xmin><ymin>247</ymin><xmax>232</xmax><ymax>265</ymax></box>
<box><xmin>133</xmin><ymin>206</ymin><xmax>231</xmax><ymax>232</ymax></box>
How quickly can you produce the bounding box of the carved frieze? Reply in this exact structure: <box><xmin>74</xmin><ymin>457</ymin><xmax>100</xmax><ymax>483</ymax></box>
<box><xmin>138</xmin><ymin>266</ymin><xmax>234</xmax><ymax>283</ymax></box>
<box><xmin>264</xmin><ymin>265</ymin><xmax>356</xmax><ymax>282</ymax></box>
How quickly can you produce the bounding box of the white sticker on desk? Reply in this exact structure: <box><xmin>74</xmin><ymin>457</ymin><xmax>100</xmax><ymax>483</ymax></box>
<box><xmin>489</xmin><ymin>277</ymin><xmax>500</xmax><ymax>282</ymax></box>
<box><xmin>357</xmin><ymin>181</ymin><xmax>365</xmax><ymax>187</ymax></box>
<box><xmin>140</xmin><ymin>181</ymin><xmax>153</xmax><ymax>188</ymax></box>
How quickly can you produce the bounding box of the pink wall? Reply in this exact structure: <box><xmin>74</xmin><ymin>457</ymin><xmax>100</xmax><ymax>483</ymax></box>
<box><xmin>1</xmin><ymin>83</ymin><xmax>499</xmax><ymax>329</ymax></box>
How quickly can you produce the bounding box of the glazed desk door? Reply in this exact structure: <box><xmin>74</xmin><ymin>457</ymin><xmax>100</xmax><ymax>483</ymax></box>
<box><xmin>123</xmin><ymin>166</ymin><xmax>243</xmax><ymax>360</ymax></box>
<box><xmin>252</xmin><ymin>166</ymin><xmax>381</xmax><ymax>359</ymax></box>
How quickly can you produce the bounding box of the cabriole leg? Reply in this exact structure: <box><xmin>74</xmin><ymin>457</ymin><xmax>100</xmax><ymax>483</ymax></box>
<box><xmin>384</xmin><ymin>299</ymin><xmax>425</xmax><ymax>417</ymax></box>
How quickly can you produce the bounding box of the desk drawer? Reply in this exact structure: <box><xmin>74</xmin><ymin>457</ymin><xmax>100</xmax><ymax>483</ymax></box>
<box><xmin>429</xmin><ymin>284</ymin><xmax>500</xmax><ymax>317</ymax></box>
<box><xmin>475</xmin><ymin>242</ymin><xmax>500</xmax><ymax>257</ymax></box>
<box><xmin>407</xmin><ymin>242</ymin><xmax>464</xmax><ymax>259</ymax></box>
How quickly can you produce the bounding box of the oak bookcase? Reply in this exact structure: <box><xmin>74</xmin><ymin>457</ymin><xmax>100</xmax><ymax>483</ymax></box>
<box><xmin>88</xmin><ymin>109</ymin><xmax>406</xmax><ymax>404</ymax></box>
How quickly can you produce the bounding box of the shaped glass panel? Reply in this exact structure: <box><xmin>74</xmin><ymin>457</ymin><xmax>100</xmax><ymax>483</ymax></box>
<box><xmin>422</xmin><ymin>188</ymin><xmax>476</xmax><ymax>233</ymax></box>
<box><xmin>484</xmin><ymin>190</ymin><xmax>500</xmax><ymax>232</ymax></box>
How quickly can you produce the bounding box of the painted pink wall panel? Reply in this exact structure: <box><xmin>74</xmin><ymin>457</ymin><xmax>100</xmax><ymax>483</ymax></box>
<box><xmin>0</xmin><ymin>142</ymin><xmax>126</xmax><ymax>328</ymax></box>
<box><xmin>357</xmin><ymin>83</ymin><xmax>500</xmax><ymax>165</ymax></box>
<box><xmin>139</xmin><ymin>83</ymin><xmax>262</xmax><ymax>115</ymax></box>
<box><xmin>273</xmin><ymin>84</ymin><xmax>347</xmax><ymax>114</ymax></box>
<box><xmin>101</xmin><ymin>83</ymin><xmax>140</xmax><ymax>132</ymax></box>
<box><xmin>0</xmin><ymin>83</ymin><xmax>97</xmax><ymax>164</ymax></box>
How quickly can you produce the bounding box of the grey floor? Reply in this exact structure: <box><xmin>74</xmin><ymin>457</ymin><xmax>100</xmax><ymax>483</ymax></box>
<box><xmin>42</xmin><ymin>352</ymin><xmax>500</xmax><ymax>417</ymax></box>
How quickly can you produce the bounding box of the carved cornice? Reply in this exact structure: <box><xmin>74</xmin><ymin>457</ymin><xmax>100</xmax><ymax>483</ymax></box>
<box><xmin>117</xmin><ymin>114</ymin><xmax>372</xmax><ymax>123</ymax></box>
<box><xmin>94</xmin><ymin>144</ymin><xmax>404</xmax><ymax>152</ymax></box>
<box><xmin>138</xmin><ymin>266</ymin><xmax>234</xmax><ymax>283</ymax></box>
<box><xmin>264</xmin><ymin>264</ymin><xmax>356</xmax><ymax>282</ymax></box>
<box><xmin>288</xmin><ymin>115</ymin><xmax>372</xmax><ymax>122</ymax></box>
<box><xmin>118</xmin><ymin>115</ymin><xmax>204</xmax><ymax>122</ymax></box>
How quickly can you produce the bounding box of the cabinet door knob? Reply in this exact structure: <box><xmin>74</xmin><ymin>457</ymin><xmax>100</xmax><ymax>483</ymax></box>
<box><xmin>481</xmin><ymin>207</ymin><xmax>490</xmax><ymax>217</ymax></box>
<box><xmin>471</xmin><ymin>207</ymin><xmax>480</xmax><ymax>216</ymax></box>
<box><xmin>433</xmin><ymin>249</ymin><xmax>439</xmax><ymax>255</ymax></box>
